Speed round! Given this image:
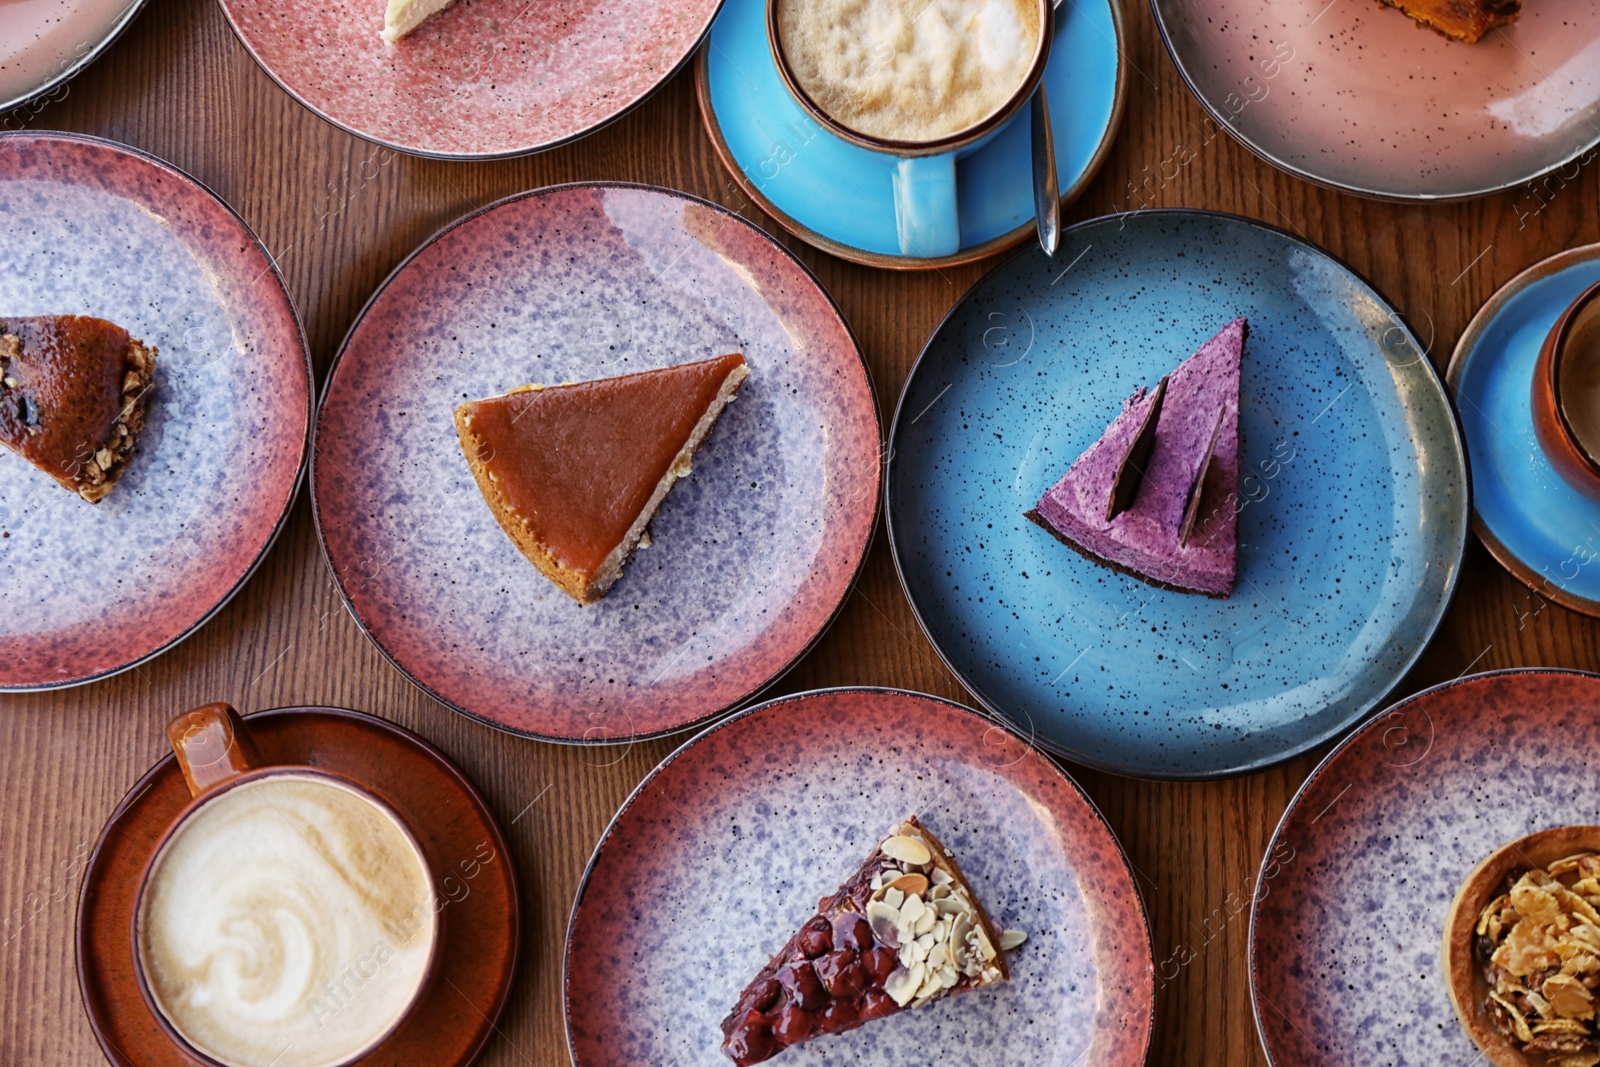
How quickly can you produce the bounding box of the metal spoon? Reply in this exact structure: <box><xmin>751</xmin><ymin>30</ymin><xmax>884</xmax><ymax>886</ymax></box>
<box><xmin>1032</xmin><ymin>0</ymin><xmax>1064</xmax><ymax>257</ymax></box>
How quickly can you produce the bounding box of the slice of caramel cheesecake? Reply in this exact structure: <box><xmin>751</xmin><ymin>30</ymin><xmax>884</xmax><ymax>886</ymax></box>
<box><xmin>721</xmin><ymin>817</ymin><xmax>1025</xmax><ymax>1065</ymax></box>
<box><xmin>1377</xmin><ymin>0</ymin><xmax>1520</xmax><ymax>42</ymax></box>
<box><xmin>453</xmin><ymin>353</ymin><xmax>749</xmax><ymax>605</ymax></box>
<box><xmin>0</xmin><ymin>315</ymin><xmax>156</xmax><ymax>503</ymax></box>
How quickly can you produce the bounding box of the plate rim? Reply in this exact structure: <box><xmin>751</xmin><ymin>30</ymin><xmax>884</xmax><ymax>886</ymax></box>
<box><xmin>0</xmin><ymin>0</ymin><xmax>150</xmax><ymax>116</ymax></box>
<box><xmin>1147</xmin><ymin>0</ymin><xmax>1600</xmax><ymax>203</ymax></box>
<box><xmin>1245</xmin><ymin>666</ymin><xmax>1600</xmax><ymax>1065</ymax></box>
<box><xmin>310</xmin><ymin>180</ymin><xmax>883</xmax><ymax>745</ymax></box>
<box><xmin>883</xmin><ymin>206</ymin><xmax>1470</xmax><ymax>780</ymax></box>
<box><xmin>559</xmin><ymin>684</ymin><xmax>1157</xmax><ymax>1067</ymax></box>
<box><xmin>1445</xmin><ymin>241</ymin><xmax>1600</xmax><ymax>618</ymax></box>
<box><xmin>213</xmin><ymin>0</ymin><xmax>727</xmax><ymax>161</ymax></box>
<box><xmin>0</xmin><ymin>129</ymin><xmax>314</xmax><ymax>693</ymax></box>
<box><xmin>692</xmin><ymin>0</ymin><xmax>1129</xmax><ymax>271</ymax></box>
<box><xmin>73</xmin><ymin>703</ymin><xmax>522</xmax><ymax>1067</ymax></box>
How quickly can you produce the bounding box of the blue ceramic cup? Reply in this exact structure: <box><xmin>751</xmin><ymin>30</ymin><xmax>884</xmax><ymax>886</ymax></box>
<box><xmin>767</xmin><ymin>0</ymin><xmax>1054</xmax><ymax>259</ymax></box>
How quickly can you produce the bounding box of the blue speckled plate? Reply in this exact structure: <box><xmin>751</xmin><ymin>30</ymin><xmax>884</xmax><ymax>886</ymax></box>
<box><xmin>1447</xmin><ymin>243</ymin><xmax>1600</xmax><ymax>618</ymax></box>
<box><xmin>696</xmin><ymin>0</ymin><xmax>1125</xmax><ymax>269</ymax></box>
<box><xmin>886</xmin><ymin>211</ymin><xmax>1468</xmax><ymax>780</ymax></box>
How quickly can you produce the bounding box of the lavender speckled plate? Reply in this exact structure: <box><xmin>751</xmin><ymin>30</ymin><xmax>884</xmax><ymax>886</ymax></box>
<box><xmin>0</xmin><ymin>132</ymin><xmax>311</xmax><ymax>691</ymax></box>
<box><xmin>312</xmin><ymin>183</ymin><xmax>880</xmax><ymax>743</ymax></box>
<box><xmin>1249</xmin><ymin>669</ymin><xmax>1600</xmax><ymax>1065</ymax></box>
<box><xmin>216</xmin><ymin>0</ymin><xmax>723</xmax><ymax>159</ymax></box>
<box><xmin>886</xmin><ymin>211</ymin><xmax>1468</xmax><ymax>779</ymax></box>
<box><xmin>565</xmin><ymin>687</ymin><xmax>1154</xmax><ymax>1067</ymax></box>
<box><xmin>1151</xmin><ymin>0</ymin><xmax>1600</xmax><ymax>200</ymax></box>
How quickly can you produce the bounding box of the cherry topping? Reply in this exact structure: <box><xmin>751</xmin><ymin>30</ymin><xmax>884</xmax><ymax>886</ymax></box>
<box><xmin>773</xmin><ymin>1003</ymin><xmax>817</xmax><ymax>1046</ymax></box>
<box><xmin>797</xmin><ymin>915</ymin><xmax>833</xmax><ymax>958</ymax></box>
<box><xmin>724</xmin><ymin>1009</ymin><xmax>775</xmax><ymax>1065</ymax></box>
<box><xmin>777</xmin><ymin>960</ymin><xmax>827</xmax><ymax>1012</ymax></box>
<box><xmin>740</xmin><ymin>976</ymin><xmax>781</xmax><ymax>1014</ymax></box>
<box><xmin>860</xmin><ymin>989</ymin><xmax>898</xmax><ymax>1021</ymax></box>
<box><xmin>833</xmin><ymin>912</ymin><xmax>873</xmax><ymax>952</ymax></box>
<box><xmin>814</xmin><ymin>949</ymin><xmax>867</xmax><ymax>999</ymax></box>
<box><xmin>822</xmin><ymin>999</ymin><xmax>860</xmax><ymax>1033</ymax></box>
<box><xmin>860</xmin><ymin>946</ymin><xmax>899</xmax><ymax>987</ymax></box>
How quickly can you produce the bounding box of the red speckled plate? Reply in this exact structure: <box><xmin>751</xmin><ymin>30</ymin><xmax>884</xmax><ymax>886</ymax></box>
<box><xmin>215</xmin><ymin>0</ymin><xmax>725</xmax><ymax>159</ymax></box>
<box><xmin>1152</xmin><ymin>0</ymin><xmax>1600</xmax><ymax>200</ymax></box>
<box><xmin>1250</xmin><ymin>669</ymin><xmax>1600</xmax><ymax>1064</ymax></box>
<box><xmin>312</xmin><ymin>183</ymin><xmax>880</xmax><ymax>743</ymax></box>
<box><xmin>0</xmin><ymin>132</ymin><xmax>311</xmax><ymax>691</ymax></box>
<box><xmin>565</xmin><ymin>688</ymin><xmax>1154</xmax><ymax>1067</ymax></box>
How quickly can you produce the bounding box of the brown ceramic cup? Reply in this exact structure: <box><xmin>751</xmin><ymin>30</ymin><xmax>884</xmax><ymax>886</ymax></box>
<box><xmin>1532</xmin><ymin>279</ymin><xmax>1600</xmax><ymax>502</ymax></box>
<box><xmin>131</xmin><ymin>703</ymin><xmax>441</xmax><ymax>1067</ymax></box>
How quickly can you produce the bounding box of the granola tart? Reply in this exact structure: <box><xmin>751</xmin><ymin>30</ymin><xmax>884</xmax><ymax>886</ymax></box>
<box><xmin>0</xmin><ymin>315</ymin><xmax>156</xmax><ymax>503</ymax></box>
<box><xmin>1475</xmin><ymin>852</ymin><xmax>1600</xmax><ymax>1066</ymax></box>
<box><xmin>453</xmin><ymin>353</ymin><xmax>749</xmax><ymax>605</ymax></box>
<box><xmin>721</xmin><ymin>817</ymin><xmax>1026</xmax><ymax>1065</ymax></box>
<box><xmin>1376</xmin><ymin>0</ymin><xmax>1520</xmax><ymax>42</ymax></box>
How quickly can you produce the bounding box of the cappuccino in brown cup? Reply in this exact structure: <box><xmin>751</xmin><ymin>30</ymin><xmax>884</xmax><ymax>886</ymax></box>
<box><xmin>136</xmin><ymin>773</ymin><xmax>436</xmax><ymax>1067</ymax></box>
<box><xmin>776</xmin><ymin>0</ymin><xmax>1045</xmax><ymax>144</ymax></box>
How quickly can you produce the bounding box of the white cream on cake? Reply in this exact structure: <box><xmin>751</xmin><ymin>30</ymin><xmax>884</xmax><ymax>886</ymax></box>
<box><xmin>382</xmin><ymin>0</ymin><xmax>458</xmax><ymax>43</ymax></box>
<box><xmin>137</xmin><ymin>775</ymin><xmax>435</xmax><ymax>1067</ymax></box>
<box><xmin>778</xmin><ymin>0</ymin><xmax>1042</xmax><ymax>142</ymax></box>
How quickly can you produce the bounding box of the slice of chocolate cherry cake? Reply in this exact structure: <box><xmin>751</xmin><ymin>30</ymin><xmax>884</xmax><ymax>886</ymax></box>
<box><xmin>721</xmin><ymin>816</ymin><xmax>1026</xmax><ymax>1064</ymax></box>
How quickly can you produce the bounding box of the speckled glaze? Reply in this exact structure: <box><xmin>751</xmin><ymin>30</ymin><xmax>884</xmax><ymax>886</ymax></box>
<box><xmin>0</xmin><ymin>0</ymin><xmax>147</xmax><ymax>113</ymax></box>
<box><xmin>0</xmin><ymin>132</ymin><xmax>311</xmax><ymax>691</ymax></box>
<box><xmin>1448</xmin><ymin>244</ymin><xmax>1600</xmax><ymax>618</ymax></box>
<box><xmin>1249</xmin><ymin>669</ymin><xmax>1600</xmax><ymax>1066</ymax></box>
<box><xmin>217</xmin><ymin>0</ymin><xmax>723</xmax><ymax>159</ymax></box>
<box><xmin>886</xmin><ymin>211</ymin><xmax>1467</xmax><ymax>779</ymax></box>
<box><xmin>312</xmin><ymin>183</ymin><xmax>880</xmax><ymax>743</ymax></box>
<box><xmin>564</xmin><ymin>688</ymin><xmax>1154</xmax><ymax>1067</ymax></box>
<box><xmin>696</xmin><ymin>0</ymin><xmax>1125</xmax><ymax>270</ymax></box>
<box><xmin>1152</xmin><ymin>0</ymin><xmax>1600</xmax><ymax>200</ymax></box>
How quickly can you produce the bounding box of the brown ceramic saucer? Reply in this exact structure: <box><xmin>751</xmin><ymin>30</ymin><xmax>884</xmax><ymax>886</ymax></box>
<box><xmin>76</xmin><ymin>706</ymin><xmax>520</xmax><ymax>1067</ymax></box>
<box><xmin>1441</xmin><ymin>824</ymin><xmax>1600</xmax><ymax>1067</ymax></box>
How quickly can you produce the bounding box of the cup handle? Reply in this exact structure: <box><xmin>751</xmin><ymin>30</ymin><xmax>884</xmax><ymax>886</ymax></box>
<box><xmin>892</xmin><ymin>154</ymin><xmax>960</xmax><ymax>259</ymax></box>
<box><xmin>167</xmin><ymin>702</ymin><xmax>262</xmax><ymax>798</ymax></box>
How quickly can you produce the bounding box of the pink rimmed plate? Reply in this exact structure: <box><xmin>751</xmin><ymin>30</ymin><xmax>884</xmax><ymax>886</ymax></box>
<box><xmin>0</xmin><ymin>132</ymin><xmax>311</xmax><ymax>691</ymax></box>
<box><xmin>1249</xmin><ymin>669</ymin><xmax>1600</xmax><ymax>1064</ymax></box>
<box><xmin>215</xmin><ymin>0</ymin><xmax>724</xmax><ymax>159</ymax></box>
<box><xmin>312</xmin><ymin>183</ymin><xmax>880</xmax><ymax>743</ymax></box>
<box><xmin>1151</xmin><ymin>0</ymin><xmax>1600</xmax><ymax>200</ymax></box>
<box><xmin>564</xmin><ymin>687</ymin><xmax>1154</xmax><ymax>1067</ymax></box>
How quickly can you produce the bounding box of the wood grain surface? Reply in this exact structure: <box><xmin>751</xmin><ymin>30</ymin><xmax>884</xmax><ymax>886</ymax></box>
<box><xmin>2</xmin><ymin>1</ymin><xmax>1598</xmax><ymax>1064</ymax></box>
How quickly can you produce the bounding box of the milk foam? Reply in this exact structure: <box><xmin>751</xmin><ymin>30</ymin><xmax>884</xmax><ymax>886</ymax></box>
<box><xmin>779</xmin><ymin>0</ymin><xmax>1042</xmax><ymax>143</ymax></box>
<box><xmin>138</xmin><ymin>775</ymin><xmax>435</xmax><ymax>1067</ymax></box>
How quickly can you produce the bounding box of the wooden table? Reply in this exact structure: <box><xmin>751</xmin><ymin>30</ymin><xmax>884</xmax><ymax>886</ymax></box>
<box><xmin>3</xmin><ymin>1</ymin><xmax>1597</xmax><ymax>1063</ymax></box>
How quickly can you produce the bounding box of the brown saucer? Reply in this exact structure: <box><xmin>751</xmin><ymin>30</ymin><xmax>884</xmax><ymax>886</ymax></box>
<box><xmin>75</xmin><ymin>706</ymin><xmax>519</xmax><ymax>1067</ymax></box>
<box><xmin>1441</xmin><ymin>824</ymin><xmax>1600</xmax><ymax>1067</ymax></box>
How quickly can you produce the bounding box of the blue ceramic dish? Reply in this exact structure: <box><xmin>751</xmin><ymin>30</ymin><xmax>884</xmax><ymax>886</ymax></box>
<box><xmin>886</xmin><ymin>210</ymin><xmax>1468</xmax><ymax>779</ymax></box>
<box><xmin>696</xmin><ymin>0</ymin><xmax>1125</xmax><ymax>269</ymax></box>
<box><xmin>1447</xmin><ymin>243</ymin><xmax>1600</xmax><ymax>618</ymax></box>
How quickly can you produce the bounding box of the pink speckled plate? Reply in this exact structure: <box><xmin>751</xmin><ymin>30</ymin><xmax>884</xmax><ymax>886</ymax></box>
<box><xmin>1249</xmin><ymin>669</ymin><xmax>1600</xmax><ymax>1065</ymax></box>
<box><xmin>565</xmin><ymin>688</ymin><xmax>1154</xmax><ymax>1067</ymax></box>
<box><xmin>215</xmin><ymin>0</ymin><xmax>724</xmax><ymax>159</ymax></box>
<box><xmin>1152</xmin><ymin>0</ymin><xmax>1600</xmax><ymax>200</ymax></box>
<box><xmin>312</xmin><ymin>183</ymin><xmax>880</xmax><ymax>743</ymax></box>
<box><xmin>0</xmin><ymin>132</ymin><xmax>312</xmax><ymax>691</ymax></box>
<box><xmin>0</xmin><ymin>0</ymin><xmax>148</xmax><ymax>114</ymax></box>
